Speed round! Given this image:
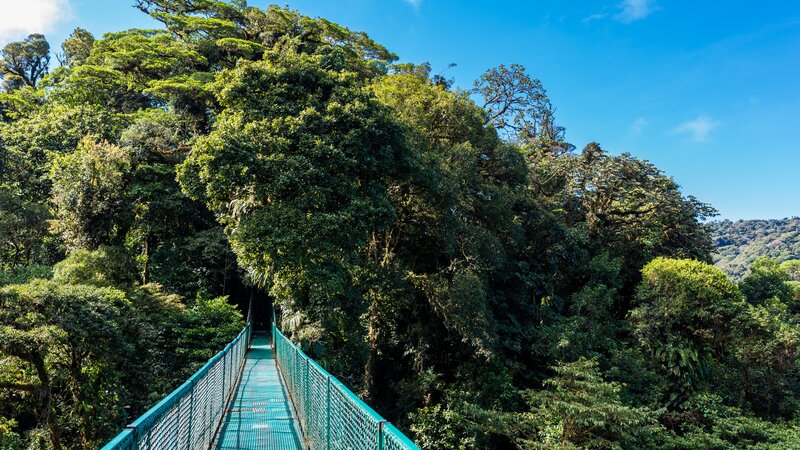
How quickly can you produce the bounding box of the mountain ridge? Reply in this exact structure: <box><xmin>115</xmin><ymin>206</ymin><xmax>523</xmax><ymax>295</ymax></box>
<box><xmin>711</xmin><ymin>217</ymin><xmax>800</xmax><ymax>280</ymax></box>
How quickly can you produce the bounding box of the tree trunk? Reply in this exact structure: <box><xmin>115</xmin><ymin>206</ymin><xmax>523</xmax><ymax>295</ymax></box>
<box><xmin>142</xmin><ymin>238</ymin><xmax>149</xmax><ymax>284</ymax></box>
<box><xmin>69</xmin><ymin>350</ymin><xmax>93</xmax><ymax>450</ymax></box>
<box><xmin>362</xmin><ymin>302</ymin><xmax>380</xmax><ymax>403</ymax></box>
<box><xmin>31</xmin><ymin>356</ymin><xmax>61</xmax><ymax>450</ymax></box>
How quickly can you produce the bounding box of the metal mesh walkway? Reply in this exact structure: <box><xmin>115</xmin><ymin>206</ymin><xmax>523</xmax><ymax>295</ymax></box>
<box><xmin>214</xmin><ymin>334</ymin><xmax>303</xmax><ymax>450</ymax></box>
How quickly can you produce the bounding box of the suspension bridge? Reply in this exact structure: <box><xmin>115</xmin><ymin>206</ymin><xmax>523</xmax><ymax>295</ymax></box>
<box><xmin>101</xmin><ymin>316</ymin><xmax>419</xmax><ymax>450</ymax></box>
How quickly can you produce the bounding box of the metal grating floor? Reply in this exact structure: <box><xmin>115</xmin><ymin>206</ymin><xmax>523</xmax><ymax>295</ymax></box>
<box><xmin>215</xmin><ymin>335</ymin><xmax>304</xmax><ymax>450</ymax></box>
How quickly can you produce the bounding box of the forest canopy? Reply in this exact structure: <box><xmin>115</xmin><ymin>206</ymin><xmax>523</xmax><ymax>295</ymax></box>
<box><xmin>0</xmin><ymin>2</ymin><xmax>798</xmax><ymax>449</ymax></box>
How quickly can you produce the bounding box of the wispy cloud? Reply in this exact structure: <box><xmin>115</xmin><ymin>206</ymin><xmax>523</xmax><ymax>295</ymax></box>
<box><xmin>403</xmin><ymin>0</ymin><xmax>422</xmax><ymax>9</ymax></box>
<box><xmin>0</xmin><ymin>0</ymin><xmax>72</xmax><ymax>44</ymax></box>
<box><xmin>630</xmin><ymin>117</ymin><xmax>648</xmax><ymax>135</ymax></box>
<box><xmin>582</xmin><ymin>13</ymin><xmax>609</xmax><ymax>24</ymax></box>
<box><xmin>673</xmin><ymin>115</ymin><xmax>720</xmax><ymax>142</ymax></box>
<box><xmin>585</xmin><ymin>0</ymin><xmax>658</xmax><ymax>25</ymax></box>
<box><xmin>615</xmin><ymin>0</ymin><xmax>657</xmax><ymax>23</ymax></box>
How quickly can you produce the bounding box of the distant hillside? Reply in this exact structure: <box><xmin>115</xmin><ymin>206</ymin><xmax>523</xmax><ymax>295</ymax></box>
<box><xmin>711</xmin><ymin>217</ymin><xmax>800</xmax><ymax>280</ymax></box>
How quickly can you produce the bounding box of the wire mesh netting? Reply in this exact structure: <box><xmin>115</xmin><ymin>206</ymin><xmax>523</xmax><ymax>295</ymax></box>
<box><xmin>101</xmin><ymin>324</ymin><xmax>252</xmax><ymax>450</ymax></box>
<box><xmin>273</xmin><ymin>323</ymin><xmax>420</xmax><ymax>450</ymax></box>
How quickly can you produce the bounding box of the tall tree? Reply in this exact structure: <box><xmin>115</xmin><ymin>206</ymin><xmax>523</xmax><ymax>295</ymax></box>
<box><xmin>532</xmin><ymin>143</ymin><xmax>716</xmax><ymax>298</ymax></box>
<box><xmin>631</xmin><ymin>258</ymin><xmax>745</xmax><ymax>401</ymax></box>
<box><xmin>0</xmin><ymin>280</ymin><xmax>129</xmax><ymax>450</ymax></box>
<box><xmin>474</xmin><ymin>63</ymin><xmax>564</xmax><ymax>144</ymax></box>
<box><xmin>0</xmin><ymin>35</ymin><xmax>51</xmax><ymax>91</ymax></box>
<box><xmin>59</xmin><ymin>28</ymin><xmax>95</xmax><ymax>68</ymax></box>
<box><xmin>179</xmin><ymin>49</ymin><xmax>414</xmax><ymax>378</ymax></box>
<box><xmin>48</xmin><ymin>138</ymin><xmax>133</xmax><ymax>249</ymax></box>
<box><xmin>511</xmin><ymin>358</ymin><xmax>662</xmax><ymax>449</ymax></box>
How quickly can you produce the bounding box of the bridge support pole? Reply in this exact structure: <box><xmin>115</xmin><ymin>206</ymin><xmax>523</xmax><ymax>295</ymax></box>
<box><xmin>326</xmin><ymin>375</ymin><xmax>331</xmax><ymax>450</ymax></box>
<box><xmin>378</xmin><ymin>420</ymin><xmax>387</xmax><ymax>450</ymax></box>
<box><xmin>186</xmin><ymin>382</ymin><xmax>194</xmax><ymax>450</ymax></box>
<box><xmin>304</xmin><ymin>357</ymin><xmax>310</xmax><ymax>431</ymax></box>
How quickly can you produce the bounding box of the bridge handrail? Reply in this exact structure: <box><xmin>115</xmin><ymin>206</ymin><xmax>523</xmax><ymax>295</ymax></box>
<box><xmin>272</xmin><ymin>323</ymin><xmax>420</xmax><ymax>450</ymax></box>
<box><xmin>101</xmin><ymin>323</ymin><xmax>252</xmax><ymax>450</ymax></box>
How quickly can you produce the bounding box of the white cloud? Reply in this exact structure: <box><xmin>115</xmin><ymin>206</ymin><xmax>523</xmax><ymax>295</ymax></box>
<box><xmin>582</xmin><ymin>13</ymin><xmax>609</xmax><ymax>24</ymax></box>
<box><xmin>404</xmin><ymin>0</ymin><xmax>421</xmax><ymax>8</ymax></box>
<box><xmin>630</xmin><ymin>117</ymin><xmax>648</xmax><ymax>135</ymax></box>
<box><xmin>673</xmin><ymin>115</ymin><xmax>720</xmax><ymax>142</ymax></box>
<box><xmin>616</xmin><ymin>0</ymin><xmax>657</xmax><ymax>23</ymax></box>
<box><xmin>585</xmin><ymin>0</ymin><xmax>657</xmax><ymax>25</ymax></box>
<box><xmin>0</xmin><ymin>0</ymin><xmax>72</xmax><ymax>44</ymax></box>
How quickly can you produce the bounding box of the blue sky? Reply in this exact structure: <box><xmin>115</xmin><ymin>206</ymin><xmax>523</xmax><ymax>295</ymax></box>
<box><xmin>2</xmin><ymin>0</ymin><xmax>799</xmax><ymax>220</ymax></box>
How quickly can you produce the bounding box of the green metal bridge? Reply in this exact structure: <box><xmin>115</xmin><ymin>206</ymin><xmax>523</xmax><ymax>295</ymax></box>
<box><xmin>101</xmin><ymin>319</ymin><xmax>419</xmax><ymax>450</ymax></box>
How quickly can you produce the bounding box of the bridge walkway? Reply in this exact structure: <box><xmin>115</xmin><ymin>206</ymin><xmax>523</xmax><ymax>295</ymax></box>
<box><xmin>100</xmin><ymin>321</ymin><xmax>419</xmax><ymax>450</ymax></box>
<box><xmin>214</xmin><ymin>334</ymin><xmax>304</xmax><ymax>450</ymax></box>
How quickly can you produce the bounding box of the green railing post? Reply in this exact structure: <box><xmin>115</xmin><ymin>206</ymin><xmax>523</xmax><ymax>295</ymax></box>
<box><xmin>206</xmin><ymin>375</ymin><xmax>212</xmax><ymax>447</ymax></box>
<box><xmin>186</xmin><ymin>382</ymin><xmax>194</xmax><ymax>450</ymax></box>
<box><xmin>326</xmin><ymin>375</ymin><xmax>331</xmax><ymax>450</ymax></box>
<box><xmin>222</xmin><ymin>353</ymin><xmax>227</xmax><ymax>410</ymax></box>
<box><xmin>378</xmin><ymin>420</ymin><xmax>387</xmax><ymax>450</ymax></box>
<box><xmin>304</xmin><ymin>357</ymin><xmax>310</xmax><ymax>431</ymax></box>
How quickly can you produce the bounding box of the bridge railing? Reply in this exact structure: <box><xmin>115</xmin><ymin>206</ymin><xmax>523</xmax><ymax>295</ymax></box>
<box><xmin>273</xmin><ymin>323</ymin><xmax>420</xmax><ymax>450</ymax></box>
<box><xmin>101</xmin><ymin>323</ymin><xmax>252</xmax><ymax>450</ymax></box>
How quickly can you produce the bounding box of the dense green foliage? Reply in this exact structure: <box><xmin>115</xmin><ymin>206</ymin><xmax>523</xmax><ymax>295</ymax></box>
<box><xmin>0</xmin><ymin>250</ymin><xmax>243</xmax><ymax>449</ymax></box>
<box><xmin>0</xmin><ymin>1</ymin><xmax>798</xmax><ymax>448</ymax></box>
<box><xmin>712</xmin><ymin>217</ymin><xmax>800</xmax><ymax>280</ymax></box>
